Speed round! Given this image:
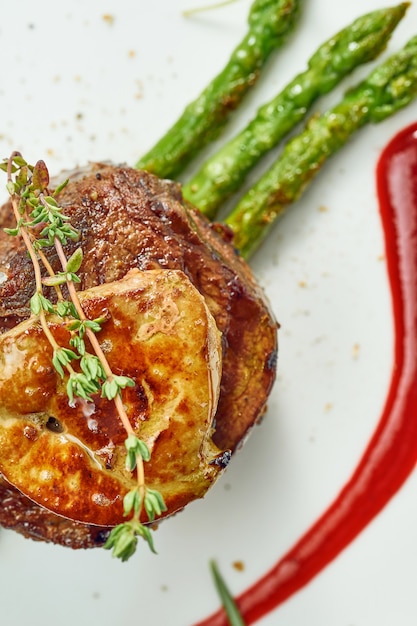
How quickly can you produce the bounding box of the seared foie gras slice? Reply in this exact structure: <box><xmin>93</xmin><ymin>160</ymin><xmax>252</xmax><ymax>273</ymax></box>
<box><xmin>0</xmin><ymin>268</ymin><xmax>223</xmax><ymax>526</ymax></box>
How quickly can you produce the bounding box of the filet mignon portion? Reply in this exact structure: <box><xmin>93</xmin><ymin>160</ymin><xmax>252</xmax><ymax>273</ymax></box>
<box><xmin>0</xmin><ymin>163</ymin><xmax>277</xmax><ymax>548</ymax></box>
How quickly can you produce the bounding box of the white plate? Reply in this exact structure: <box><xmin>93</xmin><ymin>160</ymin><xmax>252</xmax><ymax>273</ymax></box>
<box><xmin>1</xmin><ymin>1</ymin><xmax>416</xmax><ymax>624</ymax></box>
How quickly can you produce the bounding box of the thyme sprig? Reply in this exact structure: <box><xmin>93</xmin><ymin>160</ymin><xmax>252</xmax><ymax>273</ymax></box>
<box><xmin>1</xmin><ymin>152</ymin><xmax>167</xmax><ymax>560</ymax></box>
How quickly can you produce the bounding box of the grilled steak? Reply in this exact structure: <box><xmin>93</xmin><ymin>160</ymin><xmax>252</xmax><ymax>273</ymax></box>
<box><xmin>0</xmin><ymin>163</ymin><xmax>277</xmax><ymax>549</ymax></box>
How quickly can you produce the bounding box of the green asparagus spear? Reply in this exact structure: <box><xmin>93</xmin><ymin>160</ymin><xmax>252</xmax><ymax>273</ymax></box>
<box><xmin>225</xmin><ymin>35</ymin><xmax>417</xmax><ymax>259</ymax></box>
<box><xmin>135</xmin><ymin>0</ymin><xmax>302</xmax><ymax>179</ymax></box>
<box><xmin>183</xmin><ymin>3</ymin><xmax>409</xmax><ymax>219</ymax></box>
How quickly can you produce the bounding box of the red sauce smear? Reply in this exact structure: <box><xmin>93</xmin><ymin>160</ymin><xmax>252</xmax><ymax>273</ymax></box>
<box><xmin>195</xmin><ymin>122</ymin><xmax>417</xmax><ymax>626</ymax></box>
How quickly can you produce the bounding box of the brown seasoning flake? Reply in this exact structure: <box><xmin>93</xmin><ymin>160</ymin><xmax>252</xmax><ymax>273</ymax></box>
<box><xmin>102</xmin><ymin>14</ymin><xmax>115</xmax><ymax>25</ymax></box>
<box><xmin>232</xmin><ymin>560</ymin><xmax>245</xmax><ymax>572</ymax></box>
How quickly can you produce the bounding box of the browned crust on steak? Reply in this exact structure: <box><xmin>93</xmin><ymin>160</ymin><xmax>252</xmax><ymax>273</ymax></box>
<box><xmin>0</xmin><ymin>163</ymin><xmax>277</xmax><ymax>548</ymax></box>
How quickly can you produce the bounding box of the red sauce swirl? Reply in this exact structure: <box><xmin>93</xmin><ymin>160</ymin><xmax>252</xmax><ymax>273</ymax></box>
<box><xmin>195</xmin><ymin>122</ymin><xmax>417</xmax><ymax>626</ymax></box>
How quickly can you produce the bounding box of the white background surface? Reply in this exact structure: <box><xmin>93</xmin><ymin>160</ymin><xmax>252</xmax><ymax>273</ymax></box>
<box><xmin>1</xmin><ymin>1</ymin><xmax>417</xmax><ymax>624</ymax></box>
